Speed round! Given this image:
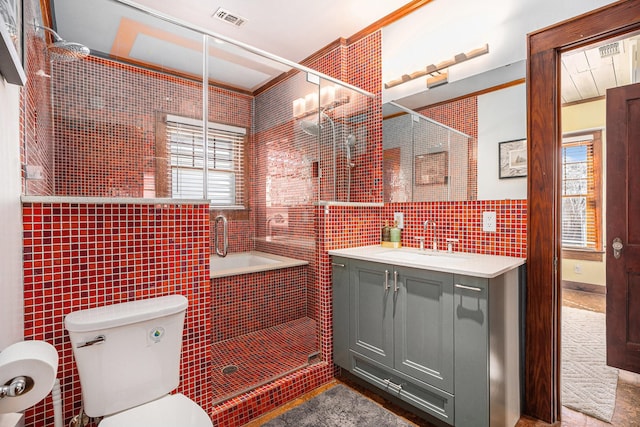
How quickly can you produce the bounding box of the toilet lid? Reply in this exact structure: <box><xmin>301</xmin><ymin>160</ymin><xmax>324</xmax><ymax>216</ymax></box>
<box><xmin>99</xmin><ymin>394</ymin><xmax>212</xmax><ymax>427</ymax></box>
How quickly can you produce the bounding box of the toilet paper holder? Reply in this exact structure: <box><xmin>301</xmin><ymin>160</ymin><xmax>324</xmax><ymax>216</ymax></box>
<box><xmin>0</xmin><ymin>376</ymin><xmax>34</xmax><ymax>399</ymax></box>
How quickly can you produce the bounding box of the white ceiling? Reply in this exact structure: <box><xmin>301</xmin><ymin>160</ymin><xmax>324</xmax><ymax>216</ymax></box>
<box><xmin>128</xmin><ymin>0</ymin><xmax>411</xmax><ymax>63</ymax></box>
<box><xmin>50</xmin><ymin>0</ymin><xmax>412</xmax><ymax>91</ymax></box>
<box><xmin>561</xmin><ymin>35</ymin><xmax>640</xmax><ymax>104</ymax></box>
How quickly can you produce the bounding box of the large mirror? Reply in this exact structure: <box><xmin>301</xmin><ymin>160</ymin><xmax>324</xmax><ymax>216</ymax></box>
<box><xmin>382</xmin><ymin>102</ymin><xmax>475</xmax><ymax>203</ymax></box>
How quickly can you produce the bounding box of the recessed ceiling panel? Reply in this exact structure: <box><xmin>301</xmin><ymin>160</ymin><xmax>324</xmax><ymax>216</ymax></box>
<box><xmin>129</xmin><ymin>34</ymin><xmax>202</xmax><ymax>77</ymax></box>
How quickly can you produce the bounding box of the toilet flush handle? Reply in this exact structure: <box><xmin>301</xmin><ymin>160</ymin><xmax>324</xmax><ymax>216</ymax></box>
<box><xmin>77</xmin><ymin>335</ymin><xmax>106</xmax><ymax>348</ymax></box>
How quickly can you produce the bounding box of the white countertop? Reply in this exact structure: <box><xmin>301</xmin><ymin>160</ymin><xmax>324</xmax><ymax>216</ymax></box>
<box><xmin>328</xmin><ymin>245</ymin><xmax>525</xmax><ymax>278</ymax></box>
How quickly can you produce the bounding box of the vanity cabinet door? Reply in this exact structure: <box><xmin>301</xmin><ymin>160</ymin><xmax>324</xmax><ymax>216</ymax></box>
<box><xmin>394</xmin><ymin>266</ymin><xmax>454</xmax><ymax>393</ymax></box>
<box><xmin>453</xmin><ymin>274</ymin><xmax>489</xmax><ymax>427</ymax></box>
<box><xmin>349</xmin><ymin>259</ymin><xmax>394</xmax><ymax>367</ymax></box>
<box><xmin>332</xmin><ymin>257</ymin><xmax>350</xmax><ymax>369</ymax></box>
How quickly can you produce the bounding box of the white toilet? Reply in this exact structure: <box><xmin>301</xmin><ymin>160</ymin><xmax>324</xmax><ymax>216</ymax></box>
<box><xmin>64</xmin><ymin>295</ymin><xmax>212</xmax><ymax>427</ymax></box>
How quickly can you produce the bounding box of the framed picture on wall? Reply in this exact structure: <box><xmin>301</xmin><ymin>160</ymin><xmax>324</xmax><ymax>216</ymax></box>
<box><xmin>415</xmin><ymin>151</ymin><xmax>448</xmax><ymax>185</ymax></box>
<box><xmin>0</xmin><ymin>0</ymin><xmax>25</xmax><ymax>85</ymax></box>
<box><xmin>498</xmin><ymin>139</ymin><xmax>527</xmax><ymax>179</ymax></box>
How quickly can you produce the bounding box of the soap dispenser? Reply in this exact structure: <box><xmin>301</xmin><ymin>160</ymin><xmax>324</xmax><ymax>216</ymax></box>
<box><xmin>381</xmin><ymin>221</ymin><xmax>391</xmax><ymax>243</ymax></box>
<box><xmin>390</xmin><ymin>220</ymin><xmax>401</xmax><ymax>244</ymax></box>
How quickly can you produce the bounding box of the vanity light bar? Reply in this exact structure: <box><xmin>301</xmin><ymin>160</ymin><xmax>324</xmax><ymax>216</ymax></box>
<box><xmin>384</xmin><ymin>43</ymin><xmax>489</xmax><ymax>89</ymax></box>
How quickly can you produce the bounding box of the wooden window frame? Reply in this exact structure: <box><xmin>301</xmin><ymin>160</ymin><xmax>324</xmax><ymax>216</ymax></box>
<box><xmin>561</xmin><ymin>130</ymin><xmax>603</xmax><ymax>251</ymax></box>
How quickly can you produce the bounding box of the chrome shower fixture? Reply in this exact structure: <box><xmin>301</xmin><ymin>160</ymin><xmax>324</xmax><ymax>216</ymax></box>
<box><xmin>34</xmin><ymin>24</ymin><xmax>90</xmax><ymax>62</ymax></box>
<box><xmin>299</xmin><ymin>111</ymin><xmax>333</xmax><ymax>137</ymax></box>
<box><xmin>300</xmin><ymin>118</ymin><xmax>321</xmax><ymax>137</ymax></box>
<box><xmin>345</xmin><ymin>134</ymin><xmax>356</xmax><ymax>166</ymax></box>
<box><xmin>299</xmin><ymin>110</ymin><xmax>337</xmax><ymax>200</ymax></box>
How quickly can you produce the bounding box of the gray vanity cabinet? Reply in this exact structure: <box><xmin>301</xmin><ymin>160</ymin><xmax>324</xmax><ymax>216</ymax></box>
<box><xmin>344</xmin><ymin>259</ymin><xmax>455</xmax><ymax>423</ymax></box>
<box><xmin>348</xmin><ymin>260</ymin><xmax>454</xmax><ymax>391</ymax></box>
<box><xmin>348</xmin><ymin>259</ymin><xmax>394</xmax><ymax>366</ymax></box>
<box><xmin>331</xmin><ymin>253</ymin><xmax>521</xmax><ymax>427</ymax></box>
<box><xmin>453</xmin><ymin>270</ymin><xmax>520</xmax><ymax>427</ymax></box>
<box><xmin>331</xmin><ymin>257</ymin><xmax>350</xmax><ymax>368</ymax></box>
<box><xmin>453</xmin><ymin>275</ymin><xmax>489</xmax><ymax>426</ymax></box>
<box><xmin>393</xmin><ymin>265</ymin><xmax>454</xmax><ymax>393</ymax></box>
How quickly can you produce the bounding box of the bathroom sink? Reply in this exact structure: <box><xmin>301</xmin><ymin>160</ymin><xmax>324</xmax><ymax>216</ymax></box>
<box><xmin>375</xmin><ymin>250</ymin><xmax>470</xmax><ymax>263</ymax></box>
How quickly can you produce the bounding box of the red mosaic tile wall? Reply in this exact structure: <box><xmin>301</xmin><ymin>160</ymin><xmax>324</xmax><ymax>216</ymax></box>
<box><xmin>47</xmin><ymin>57</ymin><xmax>252</xmax><ymax>198</ymax></box>
<box><xmin>21</xmin><ymin>202</ymin><xmax>211</xmax><ymax>427</ymax></box>
<box><xmin>417</xmin><ymin>98</ymin><xmax>478</xmax><ymax>200</ymax></box>
<box><xmin>212</xmin><ymin>266</ymin><xmax>308</xmax><ymax>342</ymax></box>
<box><xmin>346</xmin><ymin>33</ymin><xmax>384</xmax><ymax>203</ymax></box>
<box><xmin>382</xmin><ymin>201</ymin><xmax>527</xmax><ymax>257</ymax></box>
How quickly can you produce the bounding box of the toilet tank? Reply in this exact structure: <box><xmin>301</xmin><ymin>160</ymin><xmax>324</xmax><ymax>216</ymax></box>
<box><xmin>64</xmin><ymin>295</ymin><xmax>188</xmax><ymax>418</ymax></box>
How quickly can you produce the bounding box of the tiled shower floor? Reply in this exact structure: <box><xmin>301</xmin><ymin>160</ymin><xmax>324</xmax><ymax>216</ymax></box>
<box><xmin>211</xmin><ymin>317</ymin><xmax>319</xmax><ymax>404</ymax></box>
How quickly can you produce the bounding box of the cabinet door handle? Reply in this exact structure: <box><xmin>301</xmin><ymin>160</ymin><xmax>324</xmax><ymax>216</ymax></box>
<box><xmin>331</xmin><ymin>262</ymin><xmax>345</xmax><ymax>268</ymax></box>
<box><xmin>384</xmin><ymin>378</ymin><xmax>403</xmax><ymax>393</ymax></box>
<box><xmin>393</xmin><ymin>271</ymin><xmax>399</xmax><ymax>293</ymax></box>
<box><xmin>384</xmin><ymin>270</ymin><xmax>390</xmax><ymax>291</ymax></box>
<box><xmin>455</xmin><ymin>283</ymin><xmax>483</xmax><ymax>292</ymax></box>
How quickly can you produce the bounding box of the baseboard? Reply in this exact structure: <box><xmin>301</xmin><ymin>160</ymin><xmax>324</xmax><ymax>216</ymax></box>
<box><xmin>561</xmin><ymin>280</ymin><xmax>606</xmax><ymax>294</ymax></box>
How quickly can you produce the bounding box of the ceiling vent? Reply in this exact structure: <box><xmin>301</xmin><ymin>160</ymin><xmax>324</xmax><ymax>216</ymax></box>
<box><xmin>599</xmin><ymin>42</ymin><xmax>620</xmax><ymax>58</ymax></box>
<box><xmin>212</xmin><ymin>8</ymin><xmax>248</xmax><ymax>28</ymax></box>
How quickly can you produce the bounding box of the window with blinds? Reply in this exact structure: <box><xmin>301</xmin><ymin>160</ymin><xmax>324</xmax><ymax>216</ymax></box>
<box><xmin>166</xmin><ymin>115</ymin><xmax>246</xmax><ymax>207</ymax></box>
<box><xmin>561</xmin><ymin>132</ymin><xmax>602</xmax><ymax>250</ymax></box>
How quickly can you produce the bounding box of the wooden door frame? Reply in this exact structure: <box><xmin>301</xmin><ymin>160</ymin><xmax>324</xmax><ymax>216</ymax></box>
<box><xmin>526</xmin><ymin>0</ymin><xmax>640</xmax><ymax>422</ymax></box>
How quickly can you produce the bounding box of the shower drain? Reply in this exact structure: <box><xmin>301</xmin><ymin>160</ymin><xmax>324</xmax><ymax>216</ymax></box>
<box><xmin>221</xmin><ymin>365</ymin><xmax>239</xmax><ymax>375</ymax></box>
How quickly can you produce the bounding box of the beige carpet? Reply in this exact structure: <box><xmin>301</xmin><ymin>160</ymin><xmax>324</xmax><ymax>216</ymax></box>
<box><xmin>562</xmin><ymin>306</ymin><xmax>619</xmax><ymax>422</ymax></box>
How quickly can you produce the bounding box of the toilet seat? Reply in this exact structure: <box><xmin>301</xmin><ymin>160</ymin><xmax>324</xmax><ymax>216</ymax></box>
<box><xmin>98</xmin><ymin>393</ymin><xmax>212</xmax><ymax>427</ymax></box>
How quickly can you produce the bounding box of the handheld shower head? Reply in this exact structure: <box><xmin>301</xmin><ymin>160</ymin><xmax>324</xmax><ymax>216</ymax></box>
<box><xmin>345</xmin><ymin>134</ymin><xmax>356</xmax><ymax>163</ymax></box>
<box><xmin>35</xmin><ymin>24</ymin><xmax>90</xmax><ymax>62</ymax></box>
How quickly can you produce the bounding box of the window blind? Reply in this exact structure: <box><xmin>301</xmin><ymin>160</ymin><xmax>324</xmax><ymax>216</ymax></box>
<box><xmin>561</xmin><ymin>136</ymin><xmax>597</xmax><ymax>249</ymax></box>
<box><xmin>166</xmin><ymin>118</ymin><xmax>245</xmax><ymax>207</ymax></box>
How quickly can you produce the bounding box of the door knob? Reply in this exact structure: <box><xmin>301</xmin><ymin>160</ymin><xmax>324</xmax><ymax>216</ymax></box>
<box><xmin>612</xmin><ymin>237</ymin><xmax>623</xmax><ymax>259</ymax></box>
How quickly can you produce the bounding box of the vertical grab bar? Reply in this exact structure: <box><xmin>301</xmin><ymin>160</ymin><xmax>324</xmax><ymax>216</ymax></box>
<box><xmin>214</xmin><ymin>214</ymin><xmax>228</xmax><ymax>257</ymax></box>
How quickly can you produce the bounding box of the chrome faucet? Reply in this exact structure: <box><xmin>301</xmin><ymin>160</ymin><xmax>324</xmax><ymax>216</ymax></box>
<box><xmin>424</xmin><ymin>220</ymin><xmax>438</xmax><ymax>251</ymax></box>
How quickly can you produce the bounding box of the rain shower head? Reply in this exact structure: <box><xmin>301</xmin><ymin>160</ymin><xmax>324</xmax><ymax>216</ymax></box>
<box><xmin>35</xmin><ymin>24</ymin><xmax>90</xmax><ymax>62</ymax></box>
<box><xmin>48</xmin><ymin>40</ymin><xmax>91</xmax><ymax>62</ymax></box>
<box><xmin>300</xmin><ymin>119</ymin><xmax>320</xmax><ymax>137</ymax></box>
<box><xmin>300</xmin><ymin>111</ymin><xmax>333</xmax><ymax>137</ymax></box>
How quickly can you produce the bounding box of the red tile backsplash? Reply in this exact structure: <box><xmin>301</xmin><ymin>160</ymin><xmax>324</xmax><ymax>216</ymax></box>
<box><xmin>320</xmin><ymin>201</ymin><xmax>526</xmax><ymax>257</ymax></box>
<box><xmin>22</xmin><ymin>202</ymin><xmax>211</xmax><ymax>426</ymax></box>
<box><xmin>382</xmin><ymin>201</ymin><xmax>527</xmax><ymax>257</ymax></box>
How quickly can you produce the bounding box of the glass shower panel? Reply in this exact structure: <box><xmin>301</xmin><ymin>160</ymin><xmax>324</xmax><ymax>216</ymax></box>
<box><xmin>382</xmin><ymin>102</ymin><xmax>472</xmax><ymax>203</ymax></box>
<box><xmin>209</xmin><ymin>36</ymin><xmax>321</xmax><ymax>404</ymax></box>
<box><xmin>448</xmin><ymin>131</ymin><xmax>471</xmax><ymax>201</ymax></box>
<box><xmin>42</xmin><ymin>0</ymin><xmax>204</xmax><ymax>199</ymax></box>
<box><xmin>413</xmin><ymin>119</ymin><xmax>451</xmax><ymax>202</ymax></box>
<box><xmin>382</xmin><ymin>111</ymin><xmax>414</xmax><ymax>203</ymax></box>
<box><xmin>317</xmin><ymin>78</ymin><xmax>369</xmax><ymax>203</ymax></box>
<box><xmin>253</xmin><ymin>69</ymin><xmax>320</xmax><ymax>244</ymax></box>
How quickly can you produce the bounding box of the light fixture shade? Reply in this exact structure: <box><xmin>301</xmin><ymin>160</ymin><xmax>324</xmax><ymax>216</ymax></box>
<box><xmin>292</xmin><ymin>98</ymin><xmax>305</xmax><ymax>117</ymax></box>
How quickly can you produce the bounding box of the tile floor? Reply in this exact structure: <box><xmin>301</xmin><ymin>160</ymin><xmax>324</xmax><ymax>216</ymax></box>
<box><xmin>211</xmin><ymin>317</ymin><xmax>318</xmax><ymax>404</ymax></box>
<box><xmin>242</xmin><ymin>290</ymin><xmax>640</xmax><ymax>426</ymax></box>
